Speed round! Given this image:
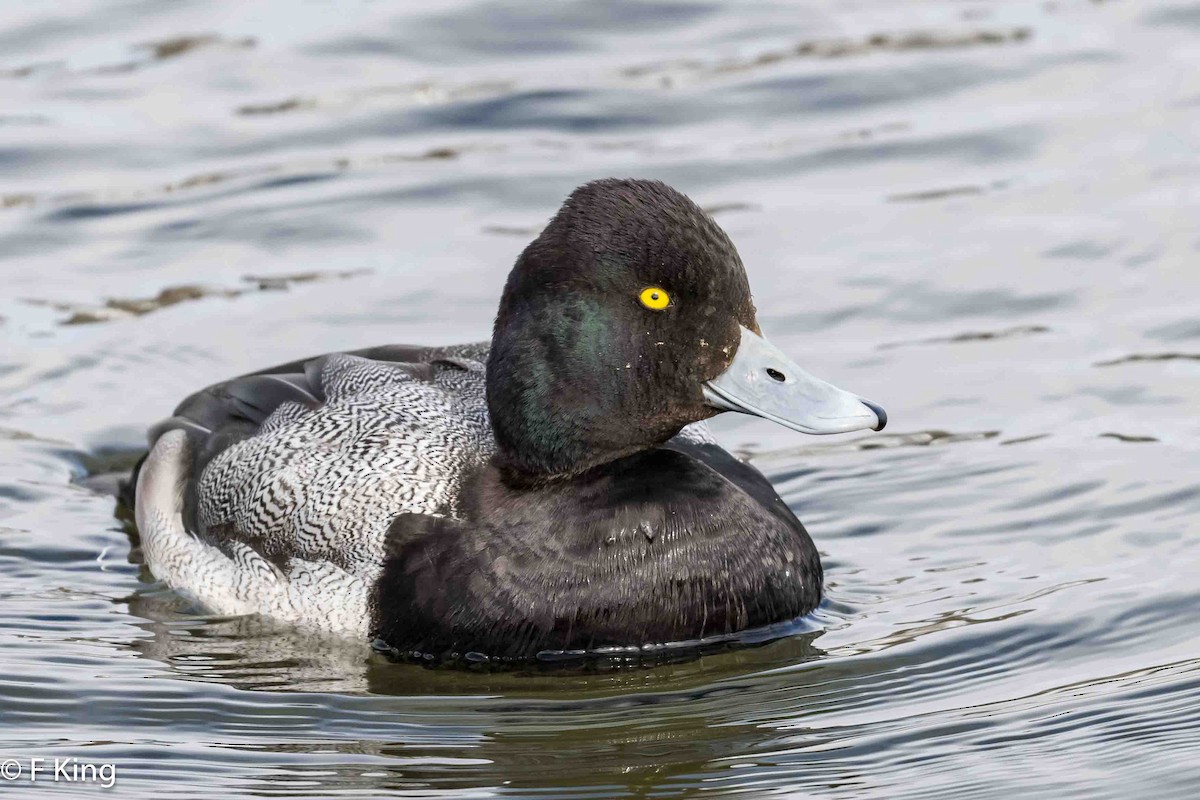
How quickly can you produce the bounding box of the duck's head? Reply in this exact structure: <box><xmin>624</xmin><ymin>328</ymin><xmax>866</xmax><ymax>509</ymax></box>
<box><xmin>486</xmin><ymin>178</ymin><xmax>885</xmax><ymax>480</ymax></box>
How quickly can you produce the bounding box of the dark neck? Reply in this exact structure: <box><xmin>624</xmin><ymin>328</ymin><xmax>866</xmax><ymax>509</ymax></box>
<box><xmin>484</xmin><ymin>340</ymin><xmax>687</xmax><ymax>481</ymax></box>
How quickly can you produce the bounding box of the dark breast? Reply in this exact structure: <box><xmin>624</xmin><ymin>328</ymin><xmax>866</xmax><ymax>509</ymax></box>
<box><xmin>371</xmin><ymin>443</ymin><xmax>822</xmax><ymax>661</ymax></box>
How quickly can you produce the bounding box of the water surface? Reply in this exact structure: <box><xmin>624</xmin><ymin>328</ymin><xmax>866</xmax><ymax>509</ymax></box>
<box><xmin>2</xmin><ymin>1</ymin><xmax>1199</xmax><ymax>797</ymax></box>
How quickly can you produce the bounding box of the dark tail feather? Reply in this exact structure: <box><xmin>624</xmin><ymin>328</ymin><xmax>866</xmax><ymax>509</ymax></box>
<box><xmin>118</xmin><ymin>452</ymin><xmax>148</xmax><ymax>511</ymax></box>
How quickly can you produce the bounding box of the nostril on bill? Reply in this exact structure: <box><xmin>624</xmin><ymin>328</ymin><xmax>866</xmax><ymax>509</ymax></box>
<box><xmin>765</xmin><ymin>368</ymin><xmax>786</xmax><ymax>382</ymax></box>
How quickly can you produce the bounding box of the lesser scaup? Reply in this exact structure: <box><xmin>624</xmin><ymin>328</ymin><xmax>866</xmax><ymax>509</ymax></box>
<box><xmin>132</xmin><ymin>179</ymin><xmax>885</xmax><ymax>662</ymax></box>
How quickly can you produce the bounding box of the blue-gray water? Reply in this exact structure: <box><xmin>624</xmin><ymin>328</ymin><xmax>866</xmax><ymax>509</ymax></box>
<box><xmin>2</xmin><ymin>1</ymin><xmax>1199</xmax><ymax>797</ymax></box>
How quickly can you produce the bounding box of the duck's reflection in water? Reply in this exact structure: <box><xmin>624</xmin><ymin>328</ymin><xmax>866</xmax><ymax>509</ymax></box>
<box><xmin>121</xmin><ymin>590</ymin><xmax>832</xmax><ymax>796</ymax></box>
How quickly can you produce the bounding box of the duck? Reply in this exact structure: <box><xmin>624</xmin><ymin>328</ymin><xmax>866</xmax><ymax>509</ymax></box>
<box><xmin>131</xmin><ymin>178</ymin><xmax>886</xmax><ymax>663</ymax></box>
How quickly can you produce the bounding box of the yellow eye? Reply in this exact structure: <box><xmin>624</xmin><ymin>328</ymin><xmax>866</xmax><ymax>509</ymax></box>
<box><xmin>639</xmin><ymin>286</ymin><xmax>671</xmax><ymax>311</ymax></box>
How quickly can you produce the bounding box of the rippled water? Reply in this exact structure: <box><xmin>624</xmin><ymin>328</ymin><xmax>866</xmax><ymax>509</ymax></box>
<box><xmin>2</xmin><ymin>1</ymin><xmax>1199</xmax><ymax>797</ymax></box>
